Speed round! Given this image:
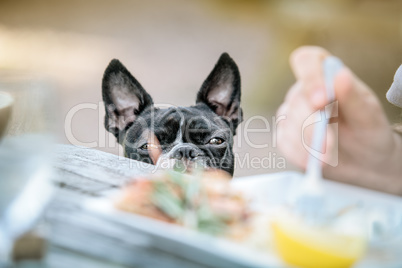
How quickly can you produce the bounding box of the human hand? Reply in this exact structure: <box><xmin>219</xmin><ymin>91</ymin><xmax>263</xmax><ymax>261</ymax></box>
<box><xmin>277</xmin><ymin>46</ymin><xmax>402</xmax><ymax>195</ymax></box>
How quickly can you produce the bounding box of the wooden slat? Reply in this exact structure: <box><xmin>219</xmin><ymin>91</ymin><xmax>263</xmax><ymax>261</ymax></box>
<box><xmin>53</xmin><ymin>144</ymin><xmax>156</xmax><ymax>187</ymax></box>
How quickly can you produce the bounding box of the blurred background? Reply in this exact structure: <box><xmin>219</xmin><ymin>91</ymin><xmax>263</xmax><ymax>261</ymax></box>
<box><xmin>0</xmin><ymin>0</ymin><xmax>401</xmax><ymax>177</ymax></box>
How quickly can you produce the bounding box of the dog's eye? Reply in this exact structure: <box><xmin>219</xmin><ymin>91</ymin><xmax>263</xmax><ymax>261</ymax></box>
<box><xmin>208</xmin><ymin>137</ymin><xmax>224</xmax><ymax>145</ymax></box>
<box><xmin>140</xmin><ymin>143</ymin><xmax>160</xmax><ymax>150</ymax></box>
<box><xmin>140</xmin><ymin>143</ymin><xmax>149</xmax><ymax>150</ymax></box>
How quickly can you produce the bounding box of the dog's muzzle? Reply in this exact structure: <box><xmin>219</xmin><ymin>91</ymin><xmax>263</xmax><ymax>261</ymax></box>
<box><xmin>154</xmin><ymin>143</ymin><xmax>208</xmax><ymax>173</ymax></box>
<box><xmin>170</xmin><ymin>144</ymin><xmax>203</xmax><ymax>161</ymax></box>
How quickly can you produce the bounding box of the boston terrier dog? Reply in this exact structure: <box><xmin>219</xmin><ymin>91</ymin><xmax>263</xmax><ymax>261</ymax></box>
<box><xmin>102</xmin><ymin>53</ymin><xmax>242</xmax><ymax>176</ymax></box>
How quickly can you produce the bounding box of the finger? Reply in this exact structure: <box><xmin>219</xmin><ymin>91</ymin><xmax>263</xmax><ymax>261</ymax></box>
<box><xmin>277</xmin><ymin>92</ymin><xmax>317</xmax><ymax>169</ymax></box>
<box><xmin>289</xmin><ymin>46</ymin><xmax>331</xmax><ymax>108</ymax></box>
<box><xmin>290</xmin><ymin>46</ymin><xmax>330</xmax><ymax>80</ymax></box>
<box><xmin>284</xmin><ymin>81</ymin><xmax>302</xmax><ymax>102</ymax></box>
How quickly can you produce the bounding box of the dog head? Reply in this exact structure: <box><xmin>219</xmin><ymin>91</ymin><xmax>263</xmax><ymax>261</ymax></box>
<box><xmin>102</xmin><ymin>53</ymin><xmax>242</xmax><ymax>175</ymax></box>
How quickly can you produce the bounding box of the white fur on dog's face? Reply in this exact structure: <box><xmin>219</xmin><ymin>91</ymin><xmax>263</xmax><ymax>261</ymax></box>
<box><xmin>154</xmin><ymin>153</ymin><xmax>209</xmax><ymax>173</ymax></box>
<box><xmin>154</xmin><ymin>117</ymin><xmax>208</xmax><ymax>173</ymax></box>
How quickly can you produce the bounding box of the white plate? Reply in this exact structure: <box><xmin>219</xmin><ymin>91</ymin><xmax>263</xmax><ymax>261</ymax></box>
<box><xmin>85</xmin><ymin>171</ymin><xmax>402</xmax><ymax>268</ymax></box>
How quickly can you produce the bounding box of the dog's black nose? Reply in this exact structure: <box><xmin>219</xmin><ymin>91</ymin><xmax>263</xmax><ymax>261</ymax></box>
<box><xmin>171</xmin><ymin>144</ymin><xmax>201</xmax><ymax>160</ymax></box>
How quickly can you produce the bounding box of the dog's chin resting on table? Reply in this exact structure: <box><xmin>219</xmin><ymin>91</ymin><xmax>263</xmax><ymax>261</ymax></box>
<box><xmin>101</xmin><ymin>53</ymin><xmax>243</xmax><ymax>176</ymax></box>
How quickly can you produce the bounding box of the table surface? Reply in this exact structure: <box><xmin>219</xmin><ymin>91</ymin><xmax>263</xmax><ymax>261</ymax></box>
<box><xmin>38</xmin><ymin>144</ymin><xmax>215</xmax><ymax>268</ymax></box>
<box><xmin>9</xmin><ymin>143</ymin><xmax>402</xmax><ymax>268</ymax></box>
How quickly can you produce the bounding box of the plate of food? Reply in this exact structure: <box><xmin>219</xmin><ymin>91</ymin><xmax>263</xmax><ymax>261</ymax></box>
<box><xmin>85</xmin><ymin>170</ymin><xmax>402</xmax><ymax>268</ymax></box>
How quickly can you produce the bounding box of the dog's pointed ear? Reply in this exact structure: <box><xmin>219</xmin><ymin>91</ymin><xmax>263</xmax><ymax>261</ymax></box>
<box><xmin>102</xmin><ymin>59</ymin><xmax>153</xmax><ymax>139</ymax></box>
<box><xmin>196</xmin><ymin>53</ymin><xmax>243</xmax><ymax>132</ymax></box>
